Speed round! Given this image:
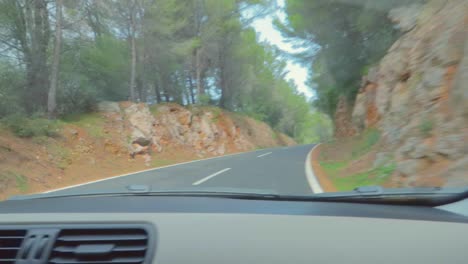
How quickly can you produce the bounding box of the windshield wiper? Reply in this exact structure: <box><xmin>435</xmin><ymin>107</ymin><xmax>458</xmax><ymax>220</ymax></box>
<box><xmin>8</xmin><ymin>187</ymin><xmax>282</xmax><ymax>201</ymax></box>
<box><xmin>279</xmin><ymin>186</ymin><xmax>468</xmax><ymax>206</ymax></box>
<box><xmin>9</xmin><ymin>185</ymin><xmax>468</xmax><ymax>206</ymax></box>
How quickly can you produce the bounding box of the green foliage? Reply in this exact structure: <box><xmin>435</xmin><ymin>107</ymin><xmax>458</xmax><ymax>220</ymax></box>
<box><xmin>198</xmin><ymin>94</ymin><xmax>212</xmax><ymax>106</ymax></box>
<box><xmin>280</xmin><ymin>0</ymin><xmax>404</xmax><ymax>117</ymax></box>
<box><xmin>0</xmin><ymin>0</ymin><xmax>321</xmax><ymax>146</ymax></box>
<box><xmin>0</xmin><ymin>62</ymin><xmax>25</xmax><ymax>118</ymax></box>
<box><xmin>1</xmin><ymin>114</ymin><xmax>60</xmax><ymax>138</ymax></box>
<box><xmin>80</xmin><ymin>35</ymin><xmax>130</xmax><ymax>101</ymax></box>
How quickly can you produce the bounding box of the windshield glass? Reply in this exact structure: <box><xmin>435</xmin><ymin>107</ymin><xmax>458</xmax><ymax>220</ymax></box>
<box><xmin>0</xmin><ymin>0</ymin><xmax>466</xmax><ymax>200</ymax></box>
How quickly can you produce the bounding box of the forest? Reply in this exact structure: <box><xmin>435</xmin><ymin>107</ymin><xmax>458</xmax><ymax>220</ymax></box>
<box><xmin>0</xmin><ymin>0</ymin><xmax>337</xmax><ymax>143</ymax></box>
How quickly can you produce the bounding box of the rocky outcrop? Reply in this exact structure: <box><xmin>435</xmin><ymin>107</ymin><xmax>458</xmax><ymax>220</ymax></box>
<box><xmin>97</xmin><ymin>102</ymin><xmax>296</xmax><ymax>163</ymax></box>
<box><xmin>351</xmin><ymin>0</ymin><xmax>468</xmax><ymax>186</ymax></box>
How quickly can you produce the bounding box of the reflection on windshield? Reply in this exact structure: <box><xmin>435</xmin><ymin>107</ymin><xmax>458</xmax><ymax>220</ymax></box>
<box><xmin>0</xmin><ymin>0</ymin><xmax>466</xmax><ymax>200</ymax></box>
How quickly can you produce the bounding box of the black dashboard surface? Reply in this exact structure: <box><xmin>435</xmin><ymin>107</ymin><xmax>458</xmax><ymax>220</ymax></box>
<box><xmin>1</xmin><ymin>195</ymin><xmax>467</xmax><ymax>223</ymax></box>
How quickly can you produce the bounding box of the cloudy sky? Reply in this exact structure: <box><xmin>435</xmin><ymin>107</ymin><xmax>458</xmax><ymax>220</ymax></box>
<box><xmin>250</xmin><ymin>0</ymin><xmax>313</xmax><ymax>98</ymax></box>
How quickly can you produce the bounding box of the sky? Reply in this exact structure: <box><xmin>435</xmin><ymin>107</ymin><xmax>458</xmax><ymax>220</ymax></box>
<box><xmin>250</xmin><ymin>0</ymin><xmax>313</xmax><ymax>98</ymax></box>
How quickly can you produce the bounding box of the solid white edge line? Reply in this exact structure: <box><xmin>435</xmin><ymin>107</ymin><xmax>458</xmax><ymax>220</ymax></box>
<box><xmin>192</xmin><ymin>168</ymin><xmax>231</xmax><ymax>186</ymax></box>
<box><xmin>43</xmin><ymin>148</ymin><xmax>268</xmax><ymax>194</ymax></box>
<box><xmin>304</xmin><ymin>144</ymin><xmax>324</xmax><ymax>194</ymax></box>
<box><xmin>257</xmin><ymin>152</ymin><xmax>272</xmax><ymax>158</ymax></box>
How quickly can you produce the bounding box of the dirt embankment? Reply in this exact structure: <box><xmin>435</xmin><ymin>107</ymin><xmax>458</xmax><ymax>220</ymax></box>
<box><xmin>0</xmin><ymin>102</ymin><xmax>295</xmax><ymax>199</ymax></box>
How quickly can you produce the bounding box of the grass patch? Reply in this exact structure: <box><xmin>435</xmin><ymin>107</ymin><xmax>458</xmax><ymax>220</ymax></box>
<box><xmin>331</xmin><ymin>164</ymin><xmax>396</xmax><ymax>191</ymax></box>
<box><xmin>15</xmin><ymin>173</ymin><xmax>28</xmax><ymax>192</ymax></box>
<box><xmin>47</xmin><ymin>144</ymin><xmax>72</xmax><ymax>170</ymax></box>
<box><xmin>62</xmin><ymin>112</ymin><xmax>106</xmax><ymax>138</ymax></box>
<box><xmin>320</xmin><ymin>161</ymin><xmax>349</xmax><ymax>176</ymax></box>
<box><xmin>0</xmin><ymin>171</ymin><xmax>28</xmax><ymax>192</ymax></box>
<box><xmin>351</xmin><ymin>128</ymin><xmax>380</xmax><ymax>158</ymax></box>
<box><xmin>31</xmin><ymin>135</ymin><xmax>49</xmax><ymax>145</ymax></box>
<box><xmin>150</xmin><ymin>158</ymin><xmax>177</xmax><ymax>168</ymax></box>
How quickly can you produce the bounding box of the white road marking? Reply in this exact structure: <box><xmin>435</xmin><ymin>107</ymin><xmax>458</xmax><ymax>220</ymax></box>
<box><xmin>43</xmin><ymin>148</ymin><xmax>269</xmax><ymax>194</ymax></box>
<box><xmin>192</xmin><ymin>168</ymin><xmax>231</xmax><ymax>186</ymax></box>
<box><xmin>257</xmin><ymin>152</ymin><xmax>272</xmax><ymax>158</ymax></box>
<box><xmin>304</xmin><ymin>144</ymin><xmax>323</xmax><ymax>194</ymax></box>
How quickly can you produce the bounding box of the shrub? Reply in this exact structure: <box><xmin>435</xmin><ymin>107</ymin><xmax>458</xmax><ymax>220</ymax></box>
<box><xmin>56</xmin><ymin>74</ymin><xmax>98</xmax><ymax>116</ymax></box>
<box><xmin>198</xmin><ymin>94</ymin><xmax>211</xmax><ymax>105</ymax></box>
<box><xmin>1</xmin><ymin>114</ymin><xmax>60</xmax><ymax>138</ymax></box>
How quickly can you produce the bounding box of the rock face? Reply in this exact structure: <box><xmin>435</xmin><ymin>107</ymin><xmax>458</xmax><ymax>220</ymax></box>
<box><xmin>334</xmin><ymin>96</ymin><xmax>356</xmax><ymax>138</ymax></box>
<box><xmin>351</xmin><ymin>0</ymin><xmax>468</xmax><ymax>186</ymax></box>
<box><xmin>97</xmin><ymin>102</ymin><xmax>296</xmax><ymax>162</ymax></box>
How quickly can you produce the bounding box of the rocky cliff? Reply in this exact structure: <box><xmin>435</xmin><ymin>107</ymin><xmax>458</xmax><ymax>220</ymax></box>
<box><xmin>350</xmin><ymin>0</ymin><xmax>468</xmax><ymax>187</ymax></box>
<box><xmin>98</xmin><ymin>102</ymin><xmax>296</xmax><ymax>164</ymax></box>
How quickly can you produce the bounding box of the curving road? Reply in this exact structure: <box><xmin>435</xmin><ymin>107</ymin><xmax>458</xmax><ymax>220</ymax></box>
<box><xmin>45</xmin><ymin>144</ymin><xmax>316</xmax><ymax>196</ymax></box>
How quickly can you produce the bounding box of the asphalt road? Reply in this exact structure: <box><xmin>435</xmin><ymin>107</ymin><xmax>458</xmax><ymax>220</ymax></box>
<box><xmin>46</xmin><ymin>144</ymin><xmax>315</xmax><ymax>196</ymax></box>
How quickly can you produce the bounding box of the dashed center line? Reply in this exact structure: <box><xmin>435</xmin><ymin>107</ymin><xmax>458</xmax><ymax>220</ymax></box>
<box><xmin>257</xmin><ymin>152</ymin><xmax>272</xmax><ymax>158</ymax></box>
<box><xmin>192</xmin><ymin>168</ymin><xmax>232</xmax><ymax>185</ymax></box>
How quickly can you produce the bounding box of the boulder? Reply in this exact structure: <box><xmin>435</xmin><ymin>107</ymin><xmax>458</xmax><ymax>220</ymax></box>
<box><xmin>97</xmin><ymin>101</ymin><xmax>120</xmax><ymax>112</ymax></box>
<box><xmin>124</xmin><ymin>104</ymin><xmax>154</xmax><ymax>137</ymax></box>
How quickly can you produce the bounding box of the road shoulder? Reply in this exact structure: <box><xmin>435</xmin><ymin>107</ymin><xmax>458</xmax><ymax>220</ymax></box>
<box><xmin>307</xmin><ymin>144</ymin><xmax>337</xmax><ymax>192</ymax></box>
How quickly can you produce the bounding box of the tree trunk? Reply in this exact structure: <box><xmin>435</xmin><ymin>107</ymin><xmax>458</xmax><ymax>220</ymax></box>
<box><xmin>48</xmin><ymin>0</ymin><xmax>63</xmax><ymax>118</ymax></box>
<box><xmin>218</xmin><ymin>51</ymin><xmax>227</xmax><ymax>108</ymax></box>
<box><xmin>195</xmin><ymin>48</ymin><xmax>204</xmax><ymax>97</ymax></box>
<box><xmin>153</xmin><ymin>80</ymin><xmax>161</xmax><ymax>103</ymax></box>
<box><xmin>129</xmin><ymin>1</ymin><xmax>137</xmax><ymax>102</ymax></box>
<box><xmin>25</xmin><ymin>0</ymin><xmax>50</xmax><ymax>112</ymax></box>
<box><xmin>188</xmin><ymin>72</ymin><xmax>196</xmax><ymax>104</ymax></box>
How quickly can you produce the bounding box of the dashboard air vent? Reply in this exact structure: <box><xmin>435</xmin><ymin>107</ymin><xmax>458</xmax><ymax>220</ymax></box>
<box><xmin>49</xmin><ymin>228</ymin><xmax>149</xmax><ymax>264</ymax></box>
<box><xmin>0</xmin><ymin>229</ymin><xmax>26</xmax><ymax>264</ymax></box>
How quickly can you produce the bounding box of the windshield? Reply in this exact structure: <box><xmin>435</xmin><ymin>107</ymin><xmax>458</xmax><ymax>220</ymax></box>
<box><xmin>0</xmin><ymin>0</ymin><xmax>466</xmax><ymax>200</ymax></box>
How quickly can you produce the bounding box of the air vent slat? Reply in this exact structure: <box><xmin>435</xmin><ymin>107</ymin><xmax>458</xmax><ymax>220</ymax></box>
<box><xmin>50</xmin><ymin>227</ymin><xmax>149</xmax><ymax>264</ymax></box>
<box><xmin>54</xmin><ymin>245</ymin><xmax>147</xmax><ymax>253</ymax></box>
<box><xmin>49</xmin><ymin>256</ymin><xmax>145</xmax><ymax>264</ymax></box>
<box><xmin>0</xmin><ymin>229</ymin><xmax>26</xmax><ymax>264</ymax></box>
<box><xmin>57</xmin><ymin>234</ymin><xmax>147</xmax><ymax>242</ymax></box>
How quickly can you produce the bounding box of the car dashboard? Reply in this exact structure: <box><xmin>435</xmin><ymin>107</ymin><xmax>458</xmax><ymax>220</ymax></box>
<box><xmin>0</xmin><ymin>195</ymin><xmax>468</xmax><ymax>264</ymax></box>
